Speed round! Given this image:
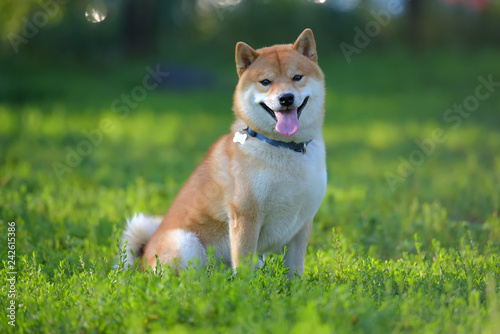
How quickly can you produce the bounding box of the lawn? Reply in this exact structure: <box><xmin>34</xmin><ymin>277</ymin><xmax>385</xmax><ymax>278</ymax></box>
<box><xmin>1</xmin><ymin>49</ymin><xmax>500</xmax><ymax>333</ymax></box>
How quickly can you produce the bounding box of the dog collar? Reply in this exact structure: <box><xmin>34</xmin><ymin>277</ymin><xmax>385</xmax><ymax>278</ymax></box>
<box><xmin>238</xmin><ymin>127</ymin><xmax>312</xmax><ymax>154</ymax></box>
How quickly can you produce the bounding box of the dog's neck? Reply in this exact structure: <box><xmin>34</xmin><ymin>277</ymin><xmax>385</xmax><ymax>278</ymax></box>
<box><xmin>244</xmin><ymin>127</ymin><xmax>312</xmax><ymax>154</ymax></box>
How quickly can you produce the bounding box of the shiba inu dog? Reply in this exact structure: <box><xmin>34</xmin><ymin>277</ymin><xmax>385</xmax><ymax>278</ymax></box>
<box><xmin>120</xmin><ymin>29</ymin><xmax>326</xmax><ymax>276</ymax></box>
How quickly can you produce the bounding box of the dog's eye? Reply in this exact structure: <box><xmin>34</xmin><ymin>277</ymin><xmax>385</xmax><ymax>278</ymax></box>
<box><xmin>260</xmin><ymin>79</ymin><xmax>271</xmax><ymax>86</ymax></box>
<box><xmin>292</xmin><ymin>75</ymin><xmax>303</xmax><ymax>81</ymax></box>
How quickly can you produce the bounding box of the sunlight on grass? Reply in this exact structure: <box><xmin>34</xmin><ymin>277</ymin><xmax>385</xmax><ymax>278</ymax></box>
<box><xmin>330</xmin><ymin>185</ymin><xmax>367</xmax><ymax>203</ymax></box>
<box><xmin>0</xmin><ymin>106</ymin><xmax>15</xmax><ymax>135</ymax></box>
<box><xmin>120</xmin><ymin>112</ymin><xmax>183</xmax><ymax>146</ymax></box>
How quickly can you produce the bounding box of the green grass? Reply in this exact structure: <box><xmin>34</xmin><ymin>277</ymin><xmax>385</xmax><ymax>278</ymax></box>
<box><xmin>1</xmin><ymin>49</ymin><xmax>500</xmax><ymax>333</ymax></box>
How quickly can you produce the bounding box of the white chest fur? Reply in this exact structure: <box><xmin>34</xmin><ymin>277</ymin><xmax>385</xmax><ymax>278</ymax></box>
<box><xmin>238</xmin><ymin>137</ymin><xmax>327</xmax><ymax>253</ymax></box>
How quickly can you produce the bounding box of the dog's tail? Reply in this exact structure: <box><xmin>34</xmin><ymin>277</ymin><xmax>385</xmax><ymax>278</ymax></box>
<box><xmin>119</xmin><ymin>213</ymin><xmax>162</xmax><ymax>269</ymax></box>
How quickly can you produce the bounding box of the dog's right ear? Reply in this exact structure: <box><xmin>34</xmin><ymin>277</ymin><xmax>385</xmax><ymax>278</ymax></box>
<box><xmin>235</xmin><ymin>42</ymin><xmax>259</xmax><ymax>77</ymax></box>
<box><xmin>293</xmin><ymin>28</ymin><xmax>317</xmax><ymax>63</ymax></box>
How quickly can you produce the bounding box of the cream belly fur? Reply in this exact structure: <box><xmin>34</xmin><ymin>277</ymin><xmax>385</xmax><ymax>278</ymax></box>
<box><xmin>119</xmin><ymin>29</ymin><xmax>326</xmax><ymax>276</ymax></box>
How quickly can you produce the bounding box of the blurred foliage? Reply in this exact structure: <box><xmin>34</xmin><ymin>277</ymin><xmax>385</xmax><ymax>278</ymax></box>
<box><xmin>1</xmin><ymin>0</ymin><xmax>500</xmax><ymax>63</ymax></box>
<box><xmin>0</xmin><ymin>0</ymin><xmax>47</xmax><ymax>40</ymax></box>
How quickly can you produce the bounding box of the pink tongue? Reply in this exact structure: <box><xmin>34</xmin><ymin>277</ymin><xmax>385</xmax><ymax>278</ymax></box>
<box><xmin>275</xmin><ymin>108</ymin><xmax>299</xmax><ymax>137</ymax></box>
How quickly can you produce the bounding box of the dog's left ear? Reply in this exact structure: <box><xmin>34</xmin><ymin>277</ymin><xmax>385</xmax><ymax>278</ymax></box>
<box><xmin>293</xmin><ymin>29</ymin><xmax>317</xmax><ymax>63</ymax></box>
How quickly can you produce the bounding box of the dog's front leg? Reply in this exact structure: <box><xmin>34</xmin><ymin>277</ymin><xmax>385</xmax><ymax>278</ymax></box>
<box><xmin>228</xmin><ymin>214</ymin><xmax>260</xmax><ymax>274</ymax></box>
<box><xmin>284</xmin><ymin>219</ymin><xmax>313</xmax><ymax>277</ymax></box>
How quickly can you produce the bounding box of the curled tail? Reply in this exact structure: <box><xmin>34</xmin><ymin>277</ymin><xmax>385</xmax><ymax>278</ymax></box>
<box><xmin>119</xmin><ymin>213</ymin><xmax>162</xmax><ymax>269</ymax></box>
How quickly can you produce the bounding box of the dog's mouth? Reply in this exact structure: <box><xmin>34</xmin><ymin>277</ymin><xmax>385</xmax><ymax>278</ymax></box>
<box><xmin>259</xmin><ymin>97</ymin><xmax>309</xmax><ymax>137</ymax></box>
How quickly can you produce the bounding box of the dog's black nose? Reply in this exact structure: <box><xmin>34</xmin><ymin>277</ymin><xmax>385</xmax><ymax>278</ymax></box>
<box><xmin>279</xmin><ymin>93</ymin><xmax>294</xmax><ymax>107</ymax></box>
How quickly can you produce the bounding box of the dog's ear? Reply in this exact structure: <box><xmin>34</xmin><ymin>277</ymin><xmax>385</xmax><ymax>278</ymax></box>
<box><xmin>235</xmin><ymin>42</ymin><xmax>259</xmax><ymax>77</ymax></box>
<box><xmin>293</xmin><ymin>29</ymin><xmax>317</xmax><ymax>63</ymax></box>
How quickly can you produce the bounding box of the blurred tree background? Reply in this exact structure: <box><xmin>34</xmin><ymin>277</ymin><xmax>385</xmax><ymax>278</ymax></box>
<box><xmin>1</xmin><ymin>0</ymin><xmax>500</xmax><ymax>64</ymax></box>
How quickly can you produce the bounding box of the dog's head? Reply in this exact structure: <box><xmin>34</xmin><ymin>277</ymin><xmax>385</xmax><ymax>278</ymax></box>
<box><xmin>233</xmin><ymin>29</ymin><xmax>325</xmax><ymax>142</ymax></box>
